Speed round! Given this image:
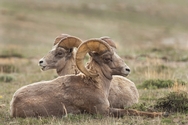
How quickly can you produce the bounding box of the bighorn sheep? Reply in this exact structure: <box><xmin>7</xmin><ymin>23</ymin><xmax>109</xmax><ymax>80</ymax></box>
<box><xmin>10</xmin><ymin>39</ymin><xmax>163</xmax><ymax>118</ymax></box>
<box><xmin>38</xmin><ymin>34</ymin><xmax>81</xmax><ymax>75</ymax></box>
<box><xmin>39</xmin><ymin>34</ymin><xmax>139</xmax><ymax>108</ymax></box>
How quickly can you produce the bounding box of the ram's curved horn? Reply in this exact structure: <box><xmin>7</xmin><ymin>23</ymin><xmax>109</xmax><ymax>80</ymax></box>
<box><xmin>76</xmin><ymin>38</ymin><xmax>113</xmax><ymax>78</ymax></box>
<box><xmin>53</xmin><ymin>34</ymin><xmax>70</xmax><ymax>45</ymax></box>
<box><xmin>58</xmin><ymin>36</ymin><xmax>83</xmax><ymax>49</ymax></box>
<box><xmin>100</xmin><ymin>36</ymin><xmax>117</xmax><ymax>49</ymax></box>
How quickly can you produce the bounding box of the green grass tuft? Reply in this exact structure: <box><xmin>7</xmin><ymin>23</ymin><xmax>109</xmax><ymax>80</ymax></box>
<box><xmin>138</xmin><ymin>79</ymin><xmax>186</xmax><ymax>89</ymax></box>
<box><xmin>129</xmin><ymin>103</ymin><xmax>150</xmax><ymax>112</ymax></box>
<box><xmin>0</xmin><ymin>74</ymin><xmax>15</xmax><ymax>82</ymax></box>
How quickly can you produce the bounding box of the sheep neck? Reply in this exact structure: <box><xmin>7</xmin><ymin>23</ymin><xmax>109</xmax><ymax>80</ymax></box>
<box><xmin>87</xmin><ymin>60</ymin><xmax>112</xmax><ymax>98</ymax></box>
<box><xmin>56</xmin><ymin>55</ymin><xmax>79</xmax><ymax>76</ymax></box>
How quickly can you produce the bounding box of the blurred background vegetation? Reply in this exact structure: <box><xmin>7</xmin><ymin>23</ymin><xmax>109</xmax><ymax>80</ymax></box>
<box><xmin>1</xmin><ymin>0</ymin><xmax>188</xmax><ymax>57</ymax></box>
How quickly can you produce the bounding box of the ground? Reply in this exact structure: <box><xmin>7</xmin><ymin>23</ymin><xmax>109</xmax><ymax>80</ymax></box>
<box><xmin>0</xmin><ymin>0</ymin><xmax>188</xmax><ymax>124</ymax></box>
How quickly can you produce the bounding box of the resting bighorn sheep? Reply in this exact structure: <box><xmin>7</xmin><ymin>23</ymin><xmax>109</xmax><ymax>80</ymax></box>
<box><xmin>10</xmin><ymin>39</ymin><xmax>163</xmax><ymax>118</ymax></box>
<box><xmin>39</xmin><ymin>34</ymin><xmax>139</xmax><ymax>108</ymax></box>
<box><xmin>39</xmin><ymin>34</ymin><xmax>81</xmax><ymax>75</ymax></box>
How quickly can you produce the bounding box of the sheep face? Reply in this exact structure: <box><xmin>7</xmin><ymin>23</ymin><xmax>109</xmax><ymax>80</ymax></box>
<box><xmin>38</xmin><ymin>35</ymin><xmax>82</xmax><ymax>73</ymax></box>
<box><xmin>39</xmin><ymin>45</ymin><xmax>73</xmax><ymax>71</ymax></box>
<box><xmin>90</xmin><ymin>50</ymin><xmax>130</xmax><ymax>79</ymax></box>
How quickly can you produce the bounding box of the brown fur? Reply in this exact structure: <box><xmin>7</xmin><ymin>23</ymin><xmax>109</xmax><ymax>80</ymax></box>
<box><xmin>109</xmin><ymin>76</ymin><xmax>139</xmax><ymax>108</ymax></box>
<box><xmin>39</xmin><ymin>44</ymin><xmax>139</xmax><ymax>108</ymax></box>
<box><xmin>11</xmin><ymin>43</ymin><xmax>163</xmax><ymax>118</ymax></box>
<box><xmin>10</xmin><ymin>74</ymin><xmax>109</xmax><ymax>117</ymax></box>
<box><xmin>11</xmin><ymin>54</ymin><xmax>126</xmax><ymax>117</ymax></box>
<box><xmin>11</xmin><ymin>62</ymin><xmax>162</xmax><ymax>118</ymax></box>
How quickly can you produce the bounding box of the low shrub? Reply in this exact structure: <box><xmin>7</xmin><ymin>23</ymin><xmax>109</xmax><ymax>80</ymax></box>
<box><xmin>129</xmin><ymin>103</ymin><xmax>149</xmax><ymax>111</ymax></box>
<box><xmin>154</xmin><ymin>91</ymin><xmax>188</xmax><ymax>113</ymax></box>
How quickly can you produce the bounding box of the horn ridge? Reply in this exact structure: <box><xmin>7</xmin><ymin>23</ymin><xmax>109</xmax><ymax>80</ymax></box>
<box><xmin>54</xmin><ymin>34</ymin><xmax>70</xmax><ymax>45</ymax></box>
<box><xmin>100</xmin><ymin>36</ymin><xmax>117</xmax><ymax>49</ymax></box>
<box><xmin>76</xmin><ymin>38</ymin><xmax>112</xmax><ymax>78</ymax></box>
<box><xmin>58</xmin><ymin>36</ymin><xmax>82</xmax><ymax>49</ymax></box>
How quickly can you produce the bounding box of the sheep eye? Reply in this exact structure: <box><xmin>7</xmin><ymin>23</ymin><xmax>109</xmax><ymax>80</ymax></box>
<box><xmin>104</xmin><ymin>58</ymin><xmax>112</xmax><ymax>63</ymax></box>
<box><xmin>55</xmin><ymin>52</ymin><xmax>63</xmax><ymax>56</ymax></box>
<box><xmin>58</xmin><ymin>52</ymin><xmax>63</xmax><ymax>55</ymax></box>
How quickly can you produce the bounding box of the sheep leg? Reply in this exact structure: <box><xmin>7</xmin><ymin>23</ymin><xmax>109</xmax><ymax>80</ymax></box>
<box><xmin>109</xmin><ymin>108</ymin><xmax>166</xmax><ymax>118</ymax></box>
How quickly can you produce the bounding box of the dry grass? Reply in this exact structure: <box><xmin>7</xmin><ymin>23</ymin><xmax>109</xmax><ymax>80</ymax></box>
<box><xmin>0</xmin><ymin>0</ymin><xmax>188</xmax><ymax>124</ymax></box>
<box><xmin>171</xmin><ymin>81</ymin><xmax>187</xmax><ymax>93</ymax></box>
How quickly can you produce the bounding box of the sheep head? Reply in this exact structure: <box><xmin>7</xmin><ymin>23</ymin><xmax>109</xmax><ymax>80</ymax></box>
<box><xmin>39</xmin><ymin>34</ymin><xmax>82</xmax><ymax>72</ymax></box>
<box><xmin>76</xmin><ymin>39</ymin><xmax>130</xmax><ymax>80</ymax></box>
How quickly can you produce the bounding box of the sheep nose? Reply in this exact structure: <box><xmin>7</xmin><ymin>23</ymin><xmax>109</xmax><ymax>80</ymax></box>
<box><xmin>125</xmin><ymin>68</ymin><xmax>130</xmax><ymax>72</ymax></box>
<box><xmin>39</xmin><ymin>60</ymin><xmax>43</xmax><ymax>64</ymax></box>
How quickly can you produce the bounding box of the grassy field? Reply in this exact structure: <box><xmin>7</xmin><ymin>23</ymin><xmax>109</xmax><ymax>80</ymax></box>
<box><xmin>0</xmin><ymin>0</ymin><xmax>188</xmax><ymax>124</ymax></box>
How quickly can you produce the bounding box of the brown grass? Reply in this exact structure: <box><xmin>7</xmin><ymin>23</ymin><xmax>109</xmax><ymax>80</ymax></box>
<box><xmin>0</xmin><ymin>0</ymin><xmax>188</xmax><ymax>124</ymax></box>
